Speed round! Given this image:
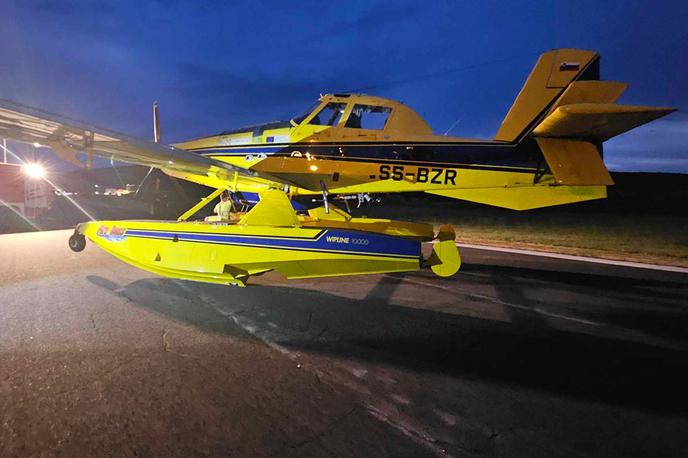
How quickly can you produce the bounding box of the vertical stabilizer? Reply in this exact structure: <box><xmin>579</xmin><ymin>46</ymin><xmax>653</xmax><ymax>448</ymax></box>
<box><xmin>494</xmin><ymin>49</ymin><xmax>600</xmax><ymax>142</ymax></box>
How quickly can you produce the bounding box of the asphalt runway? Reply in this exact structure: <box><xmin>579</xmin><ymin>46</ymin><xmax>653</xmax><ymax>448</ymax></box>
<box><xmin>1</xmin><ymin>230</ymin><xmax>687</xmax><ymax>457</ymax></box>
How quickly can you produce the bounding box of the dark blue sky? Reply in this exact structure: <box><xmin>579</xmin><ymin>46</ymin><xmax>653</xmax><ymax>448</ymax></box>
<box><xmin>1</xmin><ymin>0</ymin><xmax>686</xmax><ymax>172</ymax></box>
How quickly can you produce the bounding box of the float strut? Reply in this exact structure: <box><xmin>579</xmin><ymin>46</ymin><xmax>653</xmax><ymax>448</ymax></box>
<box><xmin>319</xmin><ymin>180</ymin><xmax>329</xmax><ymax>214</ymax></box>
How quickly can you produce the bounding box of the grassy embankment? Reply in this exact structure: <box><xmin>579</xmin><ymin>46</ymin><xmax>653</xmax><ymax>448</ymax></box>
<box><xmin>359</xmin><ymin>173</ymin><xmax>688</xmax><ymax>267</ymax></box>
<box><xmin>361</xmin><ymin>202</ymin><xmax>688</xmax><ymax>268</ymax></box>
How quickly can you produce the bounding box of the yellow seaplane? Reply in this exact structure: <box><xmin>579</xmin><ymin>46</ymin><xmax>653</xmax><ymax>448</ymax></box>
<box><xmin>0</xmin><ymin>49</ymin><xmax>674</xmax><ymax>286</ymax></box>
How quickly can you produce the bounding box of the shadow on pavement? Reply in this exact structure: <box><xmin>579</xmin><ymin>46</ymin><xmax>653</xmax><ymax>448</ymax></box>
<box><xmin>462</xmin><ymin>263</ymin><xmax>688</xmax><ymax>339</ymax></box>
<box><xmin>87</xmin><ymin>270</ymin><xmax>688</xmax><ymax>417</ymax></box>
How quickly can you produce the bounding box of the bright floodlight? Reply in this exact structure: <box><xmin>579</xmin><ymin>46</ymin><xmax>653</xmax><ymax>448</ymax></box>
<box><xmin>23</xmin><ymin>163</ymin><xmax>46</xmax><ymax>179</ymax></box>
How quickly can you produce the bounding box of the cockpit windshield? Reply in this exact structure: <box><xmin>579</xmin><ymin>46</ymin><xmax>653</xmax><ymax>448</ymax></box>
<box><xmin>290</xmin><ymin>102</ymin><xmax>320</xmax><ymax>125</ymax></box>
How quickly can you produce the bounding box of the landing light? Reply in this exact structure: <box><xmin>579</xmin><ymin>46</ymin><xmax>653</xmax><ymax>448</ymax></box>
<box><xmin>22</xmin><ymin>163</ymin><xmax>46</xmax><ymax>179</ymax></box>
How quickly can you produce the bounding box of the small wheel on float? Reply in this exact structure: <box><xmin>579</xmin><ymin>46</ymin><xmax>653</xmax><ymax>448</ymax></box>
<box><xmin>68</xmin><ymin>233</ymin><xmax>86</xmax><ymax>252</ymax></box>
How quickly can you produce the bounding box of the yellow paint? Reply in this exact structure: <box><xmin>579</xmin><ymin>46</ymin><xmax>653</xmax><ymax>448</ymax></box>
<box><xmin>75</xmin><ymin>190</ymin><xmax>449</xmax><ymax>285</ymax></box>
<box><xmin>428</xmin><ymin>185</ymin><xmax>607</xmax><ymax>210</ymax></box>
<box><xmin>536</xmin><ymin>138</ymin><xmax>613</xmax><ymax>186</ymax></box>
<box><xmin>79</xmin><ymin>219</ymin><xmax>425</xmax><ymax>286</ymax></box>
<box><xmin>427</xmin><ymin>225</ymin><xmax>461</xmax><ymax>277</ymax></box>
<box><xmin>494</xmin><ymin>49</ymin><xmax>600</xmax><ymax>141</ymax></box>
<box><xmin>177</xmin><ymin>188</ymin><xmax>224</xmax><ymax>221</ymax></box>
<box><xmin>238</xmin><ymin>189</ymin><xmax>300</xmax><ymax>227</ymax></box>
<box><xmin>302</xmin><ymin>204</ymin><xmax>435</xmax><ymax>240</ymax></box>
<box><xmin>547</xmin><ymin>81</ymin><xmax>628</xmax><ymax>112</ymax></box>
<box><xmin>533</xmin><ymin>103</ymin><xmax>676</xmax><ymax>140</ymax></box>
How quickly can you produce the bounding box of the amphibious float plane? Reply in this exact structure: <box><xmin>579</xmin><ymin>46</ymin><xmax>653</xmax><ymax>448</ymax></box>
<box><xmin>0</xmin><ymin>49</ymin><xmax>674</xmax><ymax>286</ymax></box>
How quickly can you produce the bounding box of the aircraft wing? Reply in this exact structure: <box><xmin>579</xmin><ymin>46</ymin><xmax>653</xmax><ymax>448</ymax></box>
<box><xmin>0</xmin><ymin>98</ymin><xmax>282</xmax><ymax>186</ymax></box>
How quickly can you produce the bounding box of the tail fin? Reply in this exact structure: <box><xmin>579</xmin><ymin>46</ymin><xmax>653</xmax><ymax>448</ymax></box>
<box><xmin>430</xmin><ymin>49</ymin><xmax>676</xmax><ymax>210</ymax></box>
<box><xmin>495</xmin><ymin>49</ymin><xmax>675</xmax><ymax>186</ymax></box>
<box><xmin>495</xmin><ymin>49</ymin><xmax>602</xmax><ymax>142</ymax></box>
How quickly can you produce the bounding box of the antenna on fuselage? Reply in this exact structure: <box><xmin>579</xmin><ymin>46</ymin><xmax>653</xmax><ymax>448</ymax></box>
<box><xmin>153</xmin><ymin>101</ymin><xmax>161</xmax><ymax>143</ymax></box>
<box><xmin>443</xmin><ymin>115</ymin><xmax>463</xmax><ymax>136</ymax></box>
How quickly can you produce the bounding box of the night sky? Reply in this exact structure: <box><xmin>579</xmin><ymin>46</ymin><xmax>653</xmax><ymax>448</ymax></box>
<box><xmin>0</xmin><ymin>0</ymin><xmax>686</xmax><ymax>172</ymax></box>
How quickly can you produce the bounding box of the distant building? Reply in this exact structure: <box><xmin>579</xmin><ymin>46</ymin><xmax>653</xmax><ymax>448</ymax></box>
<box><xmin>0</xmin><ymin>163</ymin><xmax>25</xmax><ymax>215</ymax></box>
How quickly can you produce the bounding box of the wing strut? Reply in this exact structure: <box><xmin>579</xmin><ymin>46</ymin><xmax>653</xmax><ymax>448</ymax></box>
<box><xmin>178</xmin><ymin>188</ymin><xmax>224</xmax><ymax>221</ymax></box>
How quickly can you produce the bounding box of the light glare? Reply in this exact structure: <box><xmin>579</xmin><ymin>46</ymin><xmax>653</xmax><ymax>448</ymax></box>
<box><xmin>23</xmin><ymin>163</ymin><xmax>46</xmax><ymax>179</ymax></box>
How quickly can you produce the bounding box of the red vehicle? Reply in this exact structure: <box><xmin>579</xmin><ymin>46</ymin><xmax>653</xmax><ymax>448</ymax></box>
<box><xmin>0</xmin><ymin>163</ymin><xmax>26</xmax><ymax>214</ymax></box>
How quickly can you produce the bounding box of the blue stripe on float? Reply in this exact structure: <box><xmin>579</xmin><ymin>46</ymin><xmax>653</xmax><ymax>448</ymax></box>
<box><xmin>124</xmin><ymin>229</ymin><xmax>419</xmax><ymax>258</ymax></box>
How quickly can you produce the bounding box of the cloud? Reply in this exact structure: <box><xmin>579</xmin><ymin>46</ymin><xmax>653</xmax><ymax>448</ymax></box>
<box><xmin>10</xmin><ymin>0</ymin><xmax>116</xmax><ymax>16</ymax></box>
<box><xmin>606</xmin><ymin>157</ymin><xmax>688</xmax><ymax>173</ymax></box>
<box><xmin>164</xmin><ymin>63</ymin><xmax>332</xmax><ymax>133</ymax></box>
<box><xmin>604</xmin><ymin>115</ymin><xmax>688</xmax><ymax>173</ymax></box>
<box><xmin>170</xmin><ymin>63</ymin><xmax>318</xmax><ymax>104</ymax></box>
<box><xmin>167</xmin><ymin>60</ymin><xmax>388</xmax><ymax>117</ymax></box>
<box><xmin>307</xmin><ymin>1</ymin><xmax>422</xmax><ymax>38</ymax></box>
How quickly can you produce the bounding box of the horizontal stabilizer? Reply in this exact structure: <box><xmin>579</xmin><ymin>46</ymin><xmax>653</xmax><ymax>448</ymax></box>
<box><xmin>533</xmin><ymin>103</ymin><xmax>675</xmax><ymax>141</ymax></box>
<box><xmin>548</xmin><ymin>81</ymin><xmax>627</xmax><ymax>111</ymax></box>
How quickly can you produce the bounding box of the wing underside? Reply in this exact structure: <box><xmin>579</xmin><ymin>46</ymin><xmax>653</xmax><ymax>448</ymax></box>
<box><xmin>0</xmin><ymin>98</ymin><xmax>284</xmax><ymax>187</ymax></box>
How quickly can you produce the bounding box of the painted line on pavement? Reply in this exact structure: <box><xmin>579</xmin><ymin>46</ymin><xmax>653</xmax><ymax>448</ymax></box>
<box><xmin>456</xmin><ymin>242</ymin><xmax>688</xmax><ymax>274</ymax></box>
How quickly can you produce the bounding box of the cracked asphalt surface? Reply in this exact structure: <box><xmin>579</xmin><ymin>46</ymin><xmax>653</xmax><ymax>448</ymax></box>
<box><xmin>1</xmin><ymin>229</ymin><xmax>688</xmax><ymax>457</ymax></box>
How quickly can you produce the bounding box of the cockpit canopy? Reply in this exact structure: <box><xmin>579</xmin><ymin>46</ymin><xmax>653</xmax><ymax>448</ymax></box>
<box><xmin>291</xmin><ymin>94</ymin><xmax>433</xmax><ymax>136</ymax></box>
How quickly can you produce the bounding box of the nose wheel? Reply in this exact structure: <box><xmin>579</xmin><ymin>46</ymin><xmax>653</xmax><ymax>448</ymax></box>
<box><xmin>68</xmin><ymin>232</ymin><xmax>86</xmax><ymax>252</ymax></box>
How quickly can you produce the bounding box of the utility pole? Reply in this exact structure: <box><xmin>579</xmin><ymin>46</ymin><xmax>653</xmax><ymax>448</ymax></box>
<box><xmin>2</xmin><ymin>138</ymin><xmax>6</xmax><ymax>163</ymax></box>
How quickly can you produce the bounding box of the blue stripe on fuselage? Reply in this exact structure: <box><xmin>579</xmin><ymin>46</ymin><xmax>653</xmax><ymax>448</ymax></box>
<box><xmin>197</xmin><ymin>147</ymin><xmax>282</xmax><ymax>155</ymax></box>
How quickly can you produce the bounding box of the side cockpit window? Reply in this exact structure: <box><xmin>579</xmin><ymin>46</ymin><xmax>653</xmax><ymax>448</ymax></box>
<box><xmin>292</xmin><ymin>102</ymin><xmax>320</xmax><ymax>125</ymax></box>
<box><xmin>309</xmin><ymin>103</ymin><xmax>347</xmax><ymax>126</ymax></box>
<box><xmin>345</xmin><ymin>104</ymin><xmax>392</xmax><ymax>130</ymax></box>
